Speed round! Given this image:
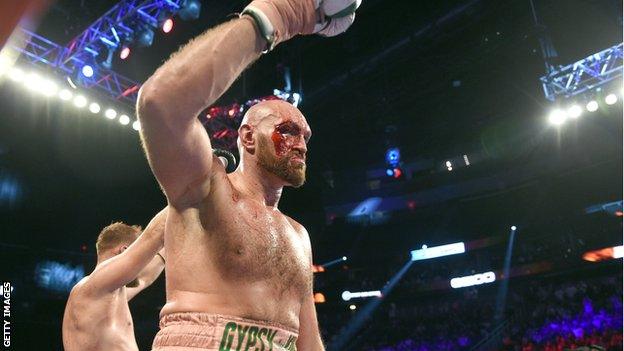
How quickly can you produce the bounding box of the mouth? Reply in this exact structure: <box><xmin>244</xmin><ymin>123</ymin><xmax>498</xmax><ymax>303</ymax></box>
<box><xmin>290</xmin><ymin>156</ymin><xmax>306</xmax><ymax>165</ymax></box>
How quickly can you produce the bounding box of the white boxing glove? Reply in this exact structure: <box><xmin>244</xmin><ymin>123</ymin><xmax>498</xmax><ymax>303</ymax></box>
<box><xmin>241</xmin><ymin>0</ymin><xmax>361</xmax><ymax>52</ymax></box>
<box><xmin>314</xmin><ymin>0</ymin><xmax>361</xmax><ymax>37</ymax></box>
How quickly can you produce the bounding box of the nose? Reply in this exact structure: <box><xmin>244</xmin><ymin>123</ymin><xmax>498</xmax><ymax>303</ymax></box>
<box><xmin>292</xmin><ymin>135</ymin><xmax>307</xmax><ymax>156</ymax></box>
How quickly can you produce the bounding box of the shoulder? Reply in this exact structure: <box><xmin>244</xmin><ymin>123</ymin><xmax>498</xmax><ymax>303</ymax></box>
<box><xmin>67</xmin><ymin>276</ymin><xmax>92</xmax><ymax>301</ymax></box>
<box><xmin>284</xmin><ymin>215</ymin><xmax>307</xmax><ymax>234</ymax></box>
<box><xmin>283</xmin><ymin>215</ymin><xmax>311</xmax><ymax>244</ymax></box>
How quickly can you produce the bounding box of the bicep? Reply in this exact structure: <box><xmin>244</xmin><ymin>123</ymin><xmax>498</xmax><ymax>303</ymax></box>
<box><xmin>85</xmin><ymin>236</ymin><xmax>162</xmax><ymax>295</ymax></box>
<box><xmin>138</xmin><ymin>97</ymin><xmax>214</xmax><ymax>206</ymax></box>
<box><xmin>85</xmin><ymin>255</ymin><xmax>141</xmax><ymax>295</ymax></box>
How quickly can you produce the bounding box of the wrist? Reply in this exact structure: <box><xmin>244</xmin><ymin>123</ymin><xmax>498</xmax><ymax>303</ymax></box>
<box><xmin>156</xmin><ymin>252</ymin><xmax>165</xmax><ymax>263</ymax></box>
<box><xmin>240</xmin><ymin>7</ymin><xmax>276</xmax><ymax>53</ymax></box>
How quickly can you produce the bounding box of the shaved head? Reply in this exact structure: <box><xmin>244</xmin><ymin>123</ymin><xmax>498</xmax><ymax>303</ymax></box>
<box><xmin>240</xmin><ymin>99</ymin><xmax>306</xmax><ymax>128</ymax></box>
<box><xmin>237</xmin><ymin>100</ymin><xmax>311</xmax><ymax>187</ymax></box>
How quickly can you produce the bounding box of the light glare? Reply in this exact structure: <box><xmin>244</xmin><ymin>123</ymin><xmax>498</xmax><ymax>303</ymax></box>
<box><xmin>119</xmin><ymin>114</ymin><xmax>130</xmax><ymax>125</ymax></box>
<box><xmin>25</xmin><ymin>73</ymin><xmax>43</xmax><ymax>90</ymax></box>
<box><xmin>132</xmin><ymin>120</ymin><xmax>141</xmax><ymax>131</ymax></box>
<box><xmin>586</xmin><ymin>100</ymin><xmax>599</xmax><ymax>112</ymax></box>
<box><xmin>604</xmin><ymin>93</ymin><xmax>617</xmax><ymax>105</ymax></box>
<box><xmin>120</xmin><ymin>46</ymin><xmax>131</xmax><ymax>60</ymax></box>
<box><xmin>9</xmin><ymin>68</ymin><xmax>24</xmax><ymax>82</ymax></box>
<box><xmin>548</xmin><ymin>109</ymin><xmax>567</xmax><ymax>126</ymax></box>
<box><xmin>40</xmin><ymin>80</ymin><xmax>58</xmax><ymax>97</ymax></box>
<box><xmin>105</xmin><ymin>109</ymin><xmax>117</xmax><ymax>119</ymax></box>
<box><xmin>89</xmin><ymin>103</ymin><xmax>101</xmax><ymax>114</ymax></box>
<box><xmin>59</xmin><ymin>89</ymin><xmax>73</xmax><ymax>100</ymax></box>
<box><xmin>81</xmin><ymin>65</ymin><xmax>94</xmax><ymax>78</ymax></box>
<box><xmin>73</xmin><ymin>95</ymin><xmax>87</xmax><ymax>108</ymax></box>
<box><xmin>162</xmin><ymin>18</ymin><xmax>174</xmax><ymax>33</ymax></box>
<box><xmin>567</xmin><ymin>105</ymin><xmax>582</xmax><ymax>118</ymax></box>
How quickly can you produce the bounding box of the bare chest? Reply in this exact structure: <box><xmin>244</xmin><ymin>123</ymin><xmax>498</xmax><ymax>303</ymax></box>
<box><xmin>206</xmin><ymin>200</ymin><xmax>312</xmax><ymax>298</ymax></box>
<box><xmin>65</xmin><ymin>289</ymin><xmax>136</xmax><ymax>351</ymax></box>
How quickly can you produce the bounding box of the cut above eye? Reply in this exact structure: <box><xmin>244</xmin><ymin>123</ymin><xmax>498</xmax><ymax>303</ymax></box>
<box><xmin>277</xmin><ymin>124</ymin><xmax>297</xmax><ymax>135</ymax></box>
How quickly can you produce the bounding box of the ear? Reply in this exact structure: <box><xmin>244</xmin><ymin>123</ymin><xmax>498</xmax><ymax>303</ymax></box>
<box><xmin>116</xmin><ymin>245</ymin><xmax>129</xmax><ymax>255</ymax></box>
<box><xmin>238</xmin><ymin>124</ymin><xmax>256</xmax><ymax>154</ymax></box>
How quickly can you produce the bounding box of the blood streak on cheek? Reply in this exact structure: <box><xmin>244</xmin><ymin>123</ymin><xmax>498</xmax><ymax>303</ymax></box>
<box><xmin>271</xmin><ymin>130</ymin><xmax>293</xmax><ymax>156</ymax></box>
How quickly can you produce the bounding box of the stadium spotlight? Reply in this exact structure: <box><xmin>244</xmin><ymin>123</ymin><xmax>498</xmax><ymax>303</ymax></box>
<box><xmin>162</xmin><ymin>18</ymin><xmax>174</xmax><ymax>33</ymax></box>
<box><xmin>73</xmin><ymin>95</ymin><xmax>87</xmax><ymax>108</ymax></box>
<box><xmin>348</xmin><ymin>304</ymin><xmax>356</xmax><ymax>311</ymax></box>
<box><xmin>342</xmin><ymin>256</ymin><xmax>347</xmax><ymax>261</ymax></box>
<box><xmin>604</xmin><ymin>93</ymin><xmax>617</xmax><ymax>105</ymax></box>
<box><xmin>445</xmin><ymin>161</ymin><xmax>453</xmax><ymax>172</ymax></box>
<box><xmin>313</xmin><ymin>292</ymin><xmax>326</xmax><ymax>303</ymax></box>
<box><xmin>119</xmin><ymin>46</ymin><xmax>131</xmax><ymax>60</ymax></box>
<box><xmin>136</xmin><ymin>26</ymin><xmax>155</xmax><ymax>47</ymax></box>
<box><xmin>119</xmin><ymin>114</ymin><xmax>130</xmax><ymax>125</ymax></box>
<box><xmin>88</xmin><ymin>102</ymin><xmax>101</xmax><ymax>114</ymax></box>
<box><xmin>0</xmin><ymin>55</ymin><xmax>11</xmax><ymax>76</ymax></box>
<box><xmin>59</xmin><ymin>89</ymin><xmax>73</xmax><ymax>101</ymax></box>
<box><xmin>586</xmin><ymin>100</ymin><xmax>599</xmax><ymax>112</ymax></box>
<box><xmin>105</xmin><ymin>108</ymin><xmax>117</xmax><ymax>119</ymax></box>
<box><xmin>40</xmin><ymin>79</ymin><xmax>58</xmax><ymax>97</ymax></box>
<box><xmin>385</xmin><ymin>147</ymin><xmax>401</xmax><ymax>165</ymax></box>
<box><xmin>342</xmin><ymin>290</ymin><xmax>382</xmax><ymax>301</ymax></box>
<box><xmin>567</xmin><ymin>105</ymin><xmax>582</xmax><ymax>118</ymax></box>
<box><xmin>392</xmin><ymin>168</ymin><xmax>402</xmax><ymax>179</ymax></box>
<box><xmin>548</xmin><ymin>109</ymin><xmax>566</xmax><ymax>126</ymax></box>
<box><xmin>445</xmin><ymin>160</ymin><xmax>453</xmax><ymax>171</ymax></box>
<box><xmin>291</xmin><ymin>92</ymin><xmax>302</xmax><ymax>107</ymax></box>
<box><xmin>511</xmin><ymin>225</ymin><xmax>517</xmax><ymax>231</ymax></box>
<box><xmin>81</xmin><ymin>65</ymin><xmax>94</xmax><ymax>78</ymax></box>
<box><xmin>24</xmin><ymin>72</ymin><xmax>43</xmax><ymax>90</ymax></box>
<box><xmin>132</xmin><ymin>120</ymin><xmax>141</xmax><ymax>131</ymax></box>
<box><xmin>179</xmin><ymin>0</ymin><xmax>201</xmax><ymax>20</ymax></box>
<box><xmin>463</xmin><ymin>154</ymin><xmax>470</xmax><ymax>166</ymax></box>
<box><xmin>450</xmin><ymin>271</ymin><xmax>496</xmax><ymax>289</ymax></box>
<box><xmin>9</xmin><ymin>67</ymin><xmax>24</xmax><ymax>82</ymax></box>
<box><xmin>411</xmin><ymin>242</ymin><xmax>465</xmax><ymax>261</ymax></box>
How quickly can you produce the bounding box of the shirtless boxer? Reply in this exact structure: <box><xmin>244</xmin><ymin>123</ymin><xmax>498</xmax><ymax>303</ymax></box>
<box><xmin>62</xmin><ymin>209</ymin><xmax>167</xmax><ymax>351</ymax></box>
<box><xmin>136</xmin><ymin>0</ymin><xmax>359</xmax><ymax>350</ymax></box>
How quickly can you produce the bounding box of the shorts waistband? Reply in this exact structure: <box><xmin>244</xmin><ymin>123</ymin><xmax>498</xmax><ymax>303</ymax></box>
<box><xmin>153</xmin><ymin>312</ymin><xmax>298</xmax><ymax>351</ymax></box>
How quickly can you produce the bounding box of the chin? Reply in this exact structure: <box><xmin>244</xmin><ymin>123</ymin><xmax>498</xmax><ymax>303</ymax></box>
<box><xmin>286</xmin><ymin>171</ymin><xmax>306</xmax><ymax>188</ymax></box>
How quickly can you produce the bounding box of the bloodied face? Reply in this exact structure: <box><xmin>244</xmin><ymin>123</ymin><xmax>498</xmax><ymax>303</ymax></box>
<box><xmin>256</xmin><ymin>112</ymin><xmax>311</xmax><ymax>188</ymax></box>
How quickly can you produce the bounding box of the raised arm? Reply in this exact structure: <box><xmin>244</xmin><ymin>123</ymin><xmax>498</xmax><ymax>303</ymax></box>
<box><xmin>136</xmin><ymin>17</ymin><xmax>265</xmax><ymax>206</ymax></box>
<box><xmin>125</xmin><ymin>247</ymin><xmax>166</xmax><ymax>301</ymax></box>
<box><xmin>84</xmin><ymin>208</ymin><xmax>167</xmax><ymax>297</ymax></box>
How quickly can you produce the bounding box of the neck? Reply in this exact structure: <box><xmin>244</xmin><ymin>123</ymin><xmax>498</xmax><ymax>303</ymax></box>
<box><xmin>234</xmin><ymin>158</ymin><xmax>283</xmax><ymax>208</ymax></box>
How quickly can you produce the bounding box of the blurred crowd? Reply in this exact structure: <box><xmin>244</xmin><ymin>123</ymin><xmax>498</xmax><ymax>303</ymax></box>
<box><xmin>316</xmin><ymin>273</ymin><xmax>622</xmax><ymax>350</ymax></box>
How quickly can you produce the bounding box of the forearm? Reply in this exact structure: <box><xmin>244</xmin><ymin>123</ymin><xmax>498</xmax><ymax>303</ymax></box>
<box><xmin>137</xmin><ymin>254</ymin><xmax>165</xmax><ymax>287</ymax></box>
<box><xmin>133</xmin><ymin>208</ymin><xmax>166</xmax><ymax>277</ymax></box>
<box><xmin>139</xmin><ymin>17</ymin><xmax>265</xmax><ymax>122</ymax></box>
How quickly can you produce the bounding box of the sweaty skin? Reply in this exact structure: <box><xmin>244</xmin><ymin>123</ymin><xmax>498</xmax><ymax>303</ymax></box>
<box><xmin>137</xmin><ymin>15</ymin><xmax>324</xmax><ymax>351</ymax></box>
<box><xmin>62</xmin><ymin>209</ymin><xmax>167</xmax><ymax>351</ymax></box>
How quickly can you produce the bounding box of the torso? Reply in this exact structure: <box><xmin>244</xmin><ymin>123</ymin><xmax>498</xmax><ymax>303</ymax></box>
<box><xmin>62</xmin><ymin>279</ymin><xmax>138</xmax><ymax>351</ymax></box>
<box><xmin>160</xmin><ymin>165</ymin><xmax>313</xmax><ymax>330</ymax></box>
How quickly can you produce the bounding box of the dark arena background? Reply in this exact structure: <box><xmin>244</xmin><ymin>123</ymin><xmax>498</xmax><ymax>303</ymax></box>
<box><xmin>0</xmin><ymin>0</ymin><xmax>622</xmax><ymax>350</ymax></box>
